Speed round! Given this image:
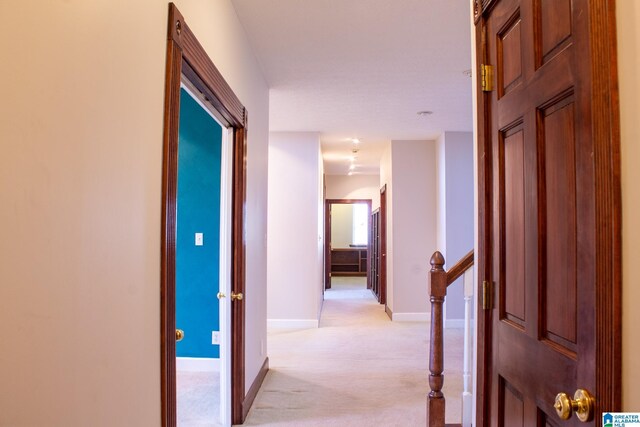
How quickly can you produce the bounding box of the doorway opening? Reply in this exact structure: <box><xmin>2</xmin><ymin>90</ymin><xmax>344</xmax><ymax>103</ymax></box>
<box><xmin>324</xmin><ymin>199</ymin><xmax>372</xmax><ymax>300</ymax></box>
<box><xmin>174</xmin><ymin>82</ymin><xmax>233</xmax><ymax>426</ymax></box>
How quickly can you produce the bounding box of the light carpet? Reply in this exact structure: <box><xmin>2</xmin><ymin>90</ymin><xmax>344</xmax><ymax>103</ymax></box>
<box><xmin>177</xmin><ymin>370</ymin><xmax>222</xmax><ymax>427</ymax></box>
<box><xmin>242</xmin><ymin>277</ymin><xmax>463</xmax><ymax>426</ymax></box>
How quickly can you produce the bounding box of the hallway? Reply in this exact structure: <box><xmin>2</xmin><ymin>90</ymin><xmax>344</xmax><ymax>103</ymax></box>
<box><xmin>243</xmin><ymin>278</ymin><xmax>463</xmax><ymax>426</ymax></box>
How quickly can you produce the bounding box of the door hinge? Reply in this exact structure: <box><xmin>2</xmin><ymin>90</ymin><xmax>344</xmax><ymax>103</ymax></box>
<box><xmin>482</xmin><ymin>280</ymin><xmax>493</xmax><ymax>310</ymax></box>
<box><xmin>480</xmin><ymin>64</ymin><xmax>494</xmax><ymax>92</ymax></box>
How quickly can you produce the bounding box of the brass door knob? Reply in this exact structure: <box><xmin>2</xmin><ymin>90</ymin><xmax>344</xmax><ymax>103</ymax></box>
<box><xmin>554</xmin><ymin>389</ymin><xmax>594</xmax><ymax>422</ymax></box>
<box><xmin>231</xmin><ymin>292</ymin><xmax>243</xmax><ymax>301</ymax></box>
<box><xmin>176</xmin><ymin>329</ymin><xmax>184</xmax><ymax>342</ymax></box>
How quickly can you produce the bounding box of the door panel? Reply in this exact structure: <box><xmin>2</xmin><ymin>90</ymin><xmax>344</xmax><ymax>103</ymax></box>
<box><xmin>486</xmin><ymin>0</ymin><xmax>597</xmax><ymax>425</ymax></box>
<box><xmin>535</xmin><ymin>0</ymin><xmax>572</xmax><ymax>66</ymax></box>
<box><xmin>502</xmin><ymin>127</ymin><xmax>526</xmax><ymax>326</ymax></box>
<box><xmin>499</xmin><ymin>377</ymin><xmax>525</xmax><ymax>427</ymax></box>
<box><xmin>498</xmin><ymin>12</ymin><xmax>523</xmax><ymax>96</ymax></box>
<box><xmin>540</xmin><ymin>96</ymin><xmax>578</xmax><ymax>354</ymax></box>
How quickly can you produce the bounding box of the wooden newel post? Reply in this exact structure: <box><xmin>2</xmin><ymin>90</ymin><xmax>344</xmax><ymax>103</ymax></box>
<box><xmin>427</xmin><ymin>251</ymin><xmax>447</xmax><ymax>427</ymax></box>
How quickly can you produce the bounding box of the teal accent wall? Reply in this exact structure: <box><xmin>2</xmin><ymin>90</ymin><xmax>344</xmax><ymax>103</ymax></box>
<box><xmin>176</xmin><ymin>88</ymin><xmax>222</xmax><ymax>358</ymax></box>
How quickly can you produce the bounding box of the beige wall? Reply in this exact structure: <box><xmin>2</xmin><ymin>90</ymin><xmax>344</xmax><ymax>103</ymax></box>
<box><xmin>325</xmin><ymin>174</ymin><xmax>381</xmax><ymax>209</ymax></box>
<box><xmin>266</xmin><ymin>132</ymin><xmax>323</xmax><ymax>327</ymax></box>
<box><xmin>0</xmin><ymin>0</ymin><xmax>269</xmax><ymax>425</ymax></box>
<box><xmin>617</xmin><ymin>0</ymin><xmax>640</xmax><ymax>411</ymax></box>
<box><xmin>379</xmin><ymin>140</ymin><xmax>437</xmax><ymax>318</ymax></box>
<box><xmin>390</xmin><ymin>140</ymin><xmax>438</xmax><ymax>317</ymax></box>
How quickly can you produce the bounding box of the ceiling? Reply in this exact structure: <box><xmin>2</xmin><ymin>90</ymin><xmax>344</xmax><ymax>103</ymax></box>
<box><xmin>232</xmin><ymin>0</ymin><xmax>473</xmax><ymax>175</ymax></box>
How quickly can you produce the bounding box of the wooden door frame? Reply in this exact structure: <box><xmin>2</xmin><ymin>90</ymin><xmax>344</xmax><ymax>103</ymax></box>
<box><xmin>473</xmin><ymin>0</ymin><xmax>622</xmax><ymax>424</ymax></box>
<box><xmin>379</xmin><ymin>185</ymin><xmax>387</xmax><ymax>307</ymax></box>
<box><xmin>324</xmin><ymin>199</ymin><xmax>373</xmax><ymax>290</ymax></box>
<box><xmin>161</xmin><ymin>4</ymin><xmax>247</xmax><ymax>425</ymax></box>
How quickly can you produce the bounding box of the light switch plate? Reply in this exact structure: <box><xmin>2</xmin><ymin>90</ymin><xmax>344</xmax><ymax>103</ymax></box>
<box><xmin>195</xmin><ymin>232</ymin><xmax>203</xmax><ymax>246</ymax></box>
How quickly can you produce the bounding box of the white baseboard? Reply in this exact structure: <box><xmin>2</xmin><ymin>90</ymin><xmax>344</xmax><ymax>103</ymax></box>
<box><xmin>176</xmin><ymin>357</ymin><xmax>220</xmax><ymax>372</ymax></box>
<box><xmin>267</xmin><ymin>319</ymin><xmax>319</xmax><ymax>329</ymax></box>
<box><xmin>392</xmin><ymin>312</ymin><xmax>429</xmax><ymax>322</ymax></box>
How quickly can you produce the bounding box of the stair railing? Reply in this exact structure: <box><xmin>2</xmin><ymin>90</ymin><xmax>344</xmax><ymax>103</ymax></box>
<box><xmin>427</xmin><ymin>250</ymin><xmax>474</xmax><ymax>427</ymax></box>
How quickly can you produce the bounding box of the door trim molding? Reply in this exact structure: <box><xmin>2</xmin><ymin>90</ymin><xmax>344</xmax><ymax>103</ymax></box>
<box><xmin>474</xmin><ymin>0</ymin><xmax>622</xmax><ymax>424</ymax></box>
<box><xmin>379</xmin><ymin>185</ymin><xmax>387</xmax><ymax>307</ymax></box>
<box><xmin>161</xmin><ymin>3</ymin><xmax>248</xmax><ymax>425</ymax></box>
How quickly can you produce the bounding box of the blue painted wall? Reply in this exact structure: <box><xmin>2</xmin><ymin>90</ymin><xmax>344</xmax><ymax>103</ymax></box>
<box><xmin>176</xmin><ymin>88</ymin><xmax>222</xmax><ymax>358</ymax></box>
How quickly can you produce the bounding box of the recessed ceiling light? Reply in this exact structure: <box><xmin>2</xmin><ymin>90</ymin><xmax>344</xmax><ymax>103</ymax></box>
<box><xmin>417</xmin><ymin>111</ymin><xmax>433</xmax><ymax>116</ymax></box>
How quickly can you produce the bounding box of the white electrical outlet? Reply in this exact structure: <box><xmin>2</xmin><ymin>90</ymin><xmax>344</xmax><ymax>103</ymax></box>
<box><xmin>211</xmin><ymin>331</ymin><xmax>220</xmax><ymax>345</ymax></box>
<box><xmin>195</xmin><ymin>232</ymin><xmax>204</xmax><ymax>246</ymax></box>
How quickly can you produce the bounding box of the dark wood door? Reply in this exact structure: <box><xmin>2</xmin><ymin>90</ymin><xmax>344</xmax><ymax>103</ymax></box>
<box><xmin>371</xmin><ymin>209</ymin><xmax>380</xmax><ymax>299</ymax></box>
<box><xmin>478</xmin><ymin>0</ymin><xmax>621</xmax><ymax>425</ymax></box>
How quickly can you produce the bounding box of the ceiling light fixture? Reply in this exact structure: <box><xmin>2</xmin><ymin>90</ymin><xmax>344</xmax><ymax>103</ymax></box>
<box><xmin>352</xmin><ymin>138</ymin><xmax>360</xmax><ymax>144</ymax></box>
<box><xmin>417</xmin><ymin>110</ymin><xmax>433</xmax><ymax>116</ymax></box>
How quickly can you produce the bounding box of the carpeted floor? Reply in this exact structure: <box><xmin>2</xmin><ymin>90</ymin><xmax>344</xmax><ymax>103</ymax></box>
<box><xmin>177</xmin><ymin>370</ymin><xmax>222</xmax><ymax>427</ymax></box>
<box><xmin>242</xmin><ymin>277</ymin><xmax>463</xmax><ymax>426</ymax></box>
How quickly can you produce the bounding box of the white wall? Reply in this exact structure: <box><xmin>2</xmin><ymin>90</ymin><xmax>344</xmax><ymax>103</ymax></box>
<box><xmin>0</xmin><ymin>1</ymin><xmax>269</xmax><ymax>425</ymax></box>
<box><xmin>267</xmin><ymin>132</ymin><xmax>324</xmax><ymax>328</ymax></box>
<box><xmin>325</xmin><ymin>174</ymin><xmax>381</xmax><ymax>209</ymax></box>
<box><xmin>435</xmin><ymin>132</ymin><xmax>474</xmax><ymax>322</ymax></box>
<box><xmin>390</xmin><ymin>140</ymin><xmax>438</xmax><ymax>318</ymax></box>
<box><xmin>616</xmin><ymin>0</ymin><xmax>640</xmax><ymax>410</ymax></box>
<box><xmin>436</xmin><ymin>135</ymin><xmax>448</xmax><ymax>261</ymax></box>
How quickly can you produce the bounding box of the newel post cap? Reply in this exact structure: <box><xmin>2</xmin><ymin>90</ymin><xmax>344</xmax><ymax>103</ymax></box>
<box><xmin>430</xmin><ymin>251</ymin><xmax>445</xmax><ymax>271</ymax></box>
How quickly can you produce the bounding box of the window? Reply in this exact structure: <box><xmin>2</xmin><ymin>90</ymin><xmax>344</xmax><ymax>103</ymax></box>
<box><xmin>352</xmin><ymin>203</ymin><xmax>368</xmax><ymax>245</ymax></box>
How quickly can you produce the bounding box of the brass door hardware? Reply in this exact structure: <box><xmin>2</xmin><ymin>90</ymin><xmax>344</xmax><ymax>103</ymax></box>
<box><xmin>231</xmin><ymin>292</ymin><xmax>243</xmax><ymax>301</ymax></box>
<box><xmin>217</xmin><ymin>292</ymin><xmax>226</xmax><ymax>299</ymax></box>
<box><xmin>481</xmin><ymin>64</ymin><xmax>494</xmax><ymax>92</ymax></box>
<box><xmin>482</xmin><ymin>280</ymin><xmax>493</xmax><ymax>310</ymax></box>
<box><xmin>554</xmin><ymin>389</ymin><xmax>594</xmax><ymax>422</ymax></box>
<box><xmin>176</xmin><ymin>329</ymin><xmax>184</xmax><ymax>342</ymax></box>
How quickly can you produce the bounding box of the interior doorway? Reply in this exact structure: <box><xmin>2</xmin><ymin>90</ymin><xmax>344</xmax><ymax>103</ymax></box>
<box><xmin>161</xmin><ymin>4</ymin><xmax>249</xmax><ymax>426</ymax></box>
<box><xmin>174</xmin><ymin>82</ymin><xmax>232</xmax><ymax>426</ymax></box>
<box><xmin>324</xmin><ymin>199</ymin><xmax>372</xmax><ymax>295</ymax></box>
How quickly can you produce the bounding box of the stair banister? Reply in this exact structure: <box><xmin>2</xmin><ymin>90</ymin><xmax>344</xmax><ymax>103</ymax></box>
<box><xmin>427</xmin><ymin>250</ymin><xmax>474</xmax><ymax>427</ymax></box>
